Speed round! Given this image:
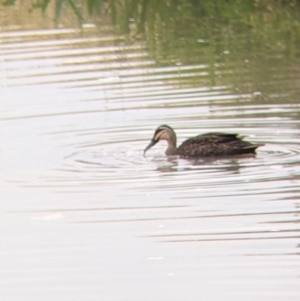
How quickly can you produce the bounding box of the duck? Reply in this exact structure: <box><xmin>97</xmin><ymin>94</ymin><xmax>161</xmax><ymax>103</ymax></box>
<box><xmin>144</xmin><ymin>124</ymin><xmax>263</xmax><ymax>158</ymax></box>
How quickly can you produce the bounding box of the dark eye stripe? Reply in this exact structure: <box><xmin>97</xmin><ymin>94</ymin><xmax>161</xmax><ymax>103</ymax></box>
<box><xmin>154</xmin><ymin>128</ymin><xmax>164</xmax><ymax>136</ymax></box>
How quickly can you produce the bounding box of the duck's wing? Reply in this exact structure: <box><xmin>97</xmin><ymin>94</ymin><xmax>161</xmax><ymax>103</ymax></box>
<box><xmin>180</xmin><ymin>132</ymin><xmax>241</xmax><ymax>146</ymax></box>
<box><xmin>177</xmin><ymin>133</ymin><xmax>262</xmax><ymax>157</ymax></box>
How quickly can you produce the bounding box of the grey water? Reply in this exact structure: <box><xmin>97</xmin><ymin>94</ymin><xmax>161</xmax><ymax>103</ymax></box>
<box><xmin>1</xmin><ymin>4</ymin><xmax>300</xmax><ymax>301</ymax></box>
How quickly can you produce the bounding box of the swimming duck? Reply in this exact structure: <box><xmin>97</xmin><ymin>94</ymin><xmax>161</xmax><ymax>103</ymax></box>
<box><xmin>144</xmin><ymin>124</ymin><xmax>262</xmax><ymax>157</ymax></box>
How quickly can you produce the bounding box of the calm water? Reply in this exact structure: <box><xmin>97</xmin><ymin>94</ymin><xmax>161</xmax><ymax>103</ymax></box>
<box><xmin>1</xmin><ymin>5</ymin><xmax>300</xmax><ymax>301</ymax></box>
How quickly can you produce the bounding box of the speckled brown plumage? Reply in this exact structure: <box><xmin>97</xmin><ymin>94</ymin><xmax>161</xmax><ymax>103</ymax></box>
<box><xmin>144</xmin><ymin>125</ymin><xmax>263</xmax><ymax>158</ymax></box>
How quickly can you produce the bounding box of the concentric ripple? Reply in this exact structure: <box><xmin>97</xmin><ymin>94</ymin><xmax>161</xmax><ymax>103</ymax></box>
<box><xmin>56</xmin><ymin>124</ymin><xmax>300</xmax><ymax>200</ymax></box>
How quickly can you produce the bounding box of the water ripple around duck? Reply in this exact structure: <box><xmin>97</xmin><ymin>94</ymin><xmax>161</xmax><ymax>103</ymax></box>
<box><xmin>59</xmin><ymin>127</ymin><xmax>300</xmax><ymax>199</ymax></box>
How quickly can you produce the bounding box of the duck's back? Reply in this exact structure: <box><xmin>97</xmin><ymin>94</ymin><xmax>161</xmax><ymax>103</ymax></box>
<box><xmin>176</xmin><ymin>132</ymin><xmax>261</xmax><ymax>157</ymax></box>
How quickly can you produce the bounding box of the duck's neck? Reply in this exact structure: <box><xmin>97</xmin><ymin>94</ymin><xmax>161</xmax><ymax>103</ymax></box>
<box><xmin>165</xmin><ymin>138</ymin><xmax>177</xmax><ymax>155</ymax></box>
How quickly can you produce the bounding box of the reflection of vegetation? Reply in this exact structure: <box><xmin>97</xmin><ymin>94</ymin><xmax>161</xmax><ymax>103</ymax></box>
<box><xmin>3</xmin><ymin>0</ymin><xmax>84</xmax><ymax>20</ymax></box>
<box><xmin>3</xmin><ymin>0</ymin><xmax>300</xmax><ymax>97</ymax></box>
<box><xmin>103</xmin><ymin>0</ymin><xmax>300</xmax><ymax>96</ymax></box>
<box><xmin>3</xmin><ymin>1</ymin><xmax>300</xmax><ymax>30</ymax></box>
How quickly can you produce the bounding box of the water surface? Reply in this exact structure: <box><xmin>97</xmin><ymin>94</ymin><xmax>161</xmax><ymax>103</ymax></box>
<box><xmin>1</xmin><ymin>4</ymin><xmax>300</xmax><ymax>301</ymax></box>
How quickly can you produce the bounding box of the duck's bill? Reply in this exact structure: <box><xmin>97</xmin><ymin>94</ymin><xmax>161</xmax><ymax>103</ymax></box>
<box><xmin>143</xmin><ymin>139</ymin><xmax>158</xmax><ymax>156</ymax></box>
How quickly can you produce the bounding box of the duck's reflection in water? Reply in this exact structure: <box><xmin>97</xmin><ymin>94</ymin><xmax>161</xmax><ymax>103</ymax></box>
<box><xmin>155</xmin><ymin>153</ymin><xmax>257</xmax><ymax>175</ymax></box>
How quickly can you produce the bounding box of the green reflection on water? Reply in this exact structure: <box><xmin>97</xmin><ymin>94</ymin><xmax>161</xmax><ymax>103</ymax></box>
<box><xmin>2</xmin><ymin>0</ymin><xmax>300</xmax><ymax>100</ymax></box>
<box><xmin>116</xmin><ymin>0</ymin><xmax>300</xmax><ymax>100</ymax></box>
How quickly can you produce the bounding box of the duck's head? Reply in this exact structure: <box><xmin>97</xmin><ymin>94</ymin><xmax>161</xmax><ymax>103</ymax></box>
<box><xmin>143</xmin><ymin>124</ymin><xmax>176</xmax><ymax>156</ymax></box>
